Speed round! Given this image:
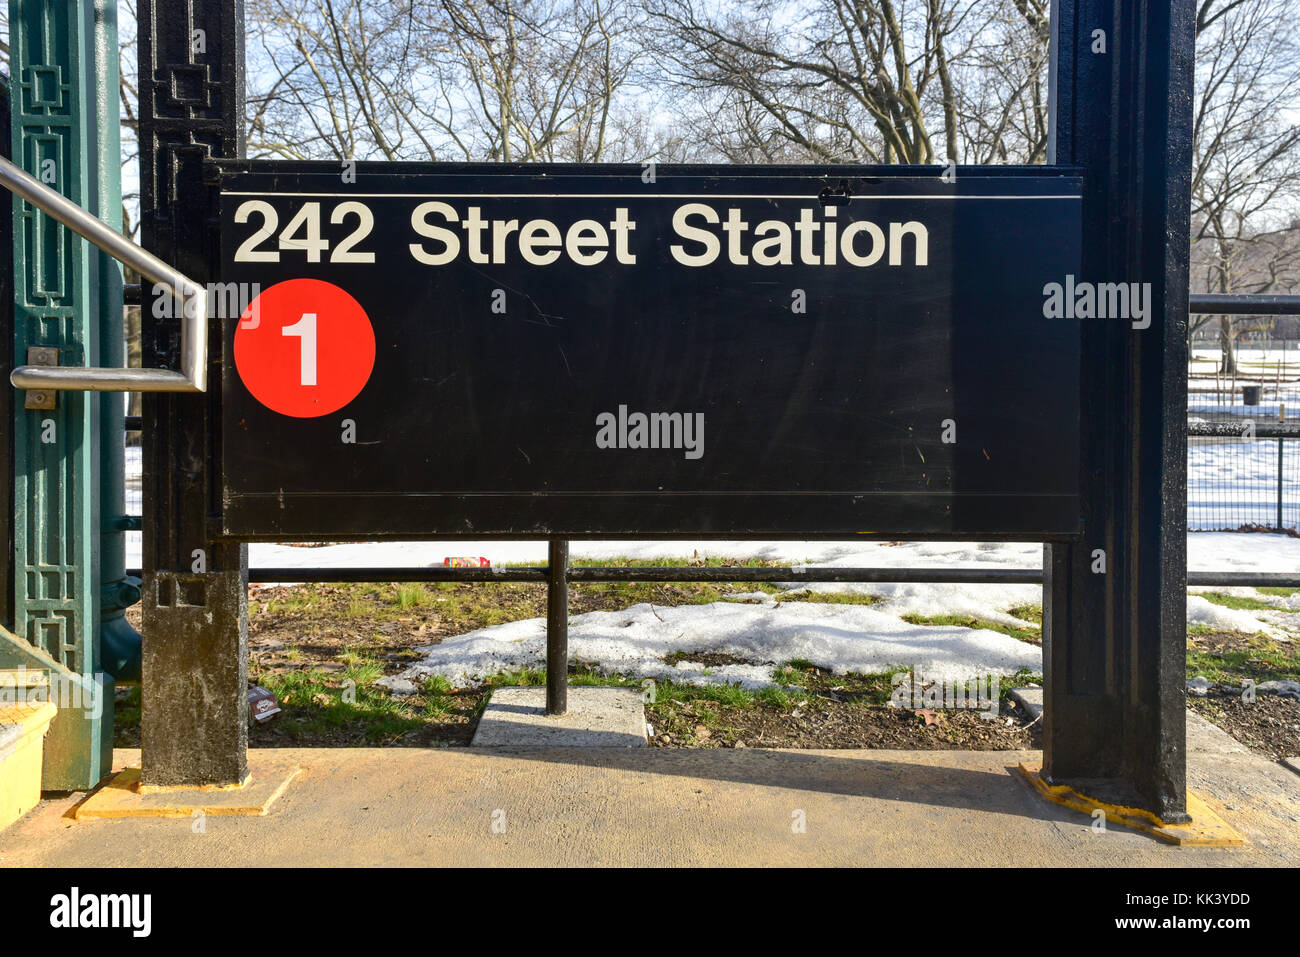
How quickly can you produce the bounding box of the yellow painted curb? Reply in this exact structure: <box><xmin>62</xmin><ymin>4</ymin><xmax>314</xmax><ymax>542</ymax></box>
<box><xmin>1017</xmin><ymin>762</ymin><xmax>1246</xmax><ymax>846</ymax></box>
<box><xmin>73</xmin><ymin>755</ymin><xmax>300</xmax><ymax>820</ymax></box>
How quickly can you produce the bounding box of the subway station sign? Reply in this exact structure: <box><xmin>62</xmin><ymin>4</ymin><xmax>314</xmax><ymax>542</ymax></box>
<box><xmin>217</xmin><ymin>164</ymin><xmax>1082</xmax><ymax>539</ymax></box>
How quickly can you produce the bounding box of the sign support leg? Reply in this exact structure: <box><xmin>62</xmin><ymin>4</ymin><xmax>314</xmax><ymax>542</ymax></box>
<box><xmin>1043</xmin><ymin>0</ymin><xmax>1193</xmax><ymax>821</ymax></box>
<box><xmin>137</xmin><ymin>0</ymin><xmax>249</xmax><ymax>787</ymax></box>
<box><xmin>546</xmin><ymin>539</ymin><xmax>568</xmax><ymax>716</ymax></box>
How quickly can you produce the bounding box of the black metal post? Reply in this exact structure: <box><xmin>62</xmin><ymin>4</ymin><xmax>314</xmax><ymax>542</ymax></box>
<box><xmin>546</xmin><ymin>539</ymin><xmax>568</xmax><ymax>715</ymax></box>
<box><xmin>137</xmin><ymin>0</ymin><xmax>250</xmax><ymax>787</ymax></box>
<box><xmin>1279</xmin><ymin>437</ymin><xmax>1285</xmax><ymax>531</ymax></box>
<box><xmin>1044</xmin><ymin>0</ymin><xmax>1194</xmax><ymax>820</ymax></box>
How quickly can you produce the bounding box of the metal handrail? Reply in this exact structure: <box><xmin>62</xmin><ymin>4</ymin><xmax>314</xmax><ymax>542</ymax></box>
<box><xmin>1</xmin><ymin>154</ymin><xmax>207</xmax><ymax>393</ymax></box>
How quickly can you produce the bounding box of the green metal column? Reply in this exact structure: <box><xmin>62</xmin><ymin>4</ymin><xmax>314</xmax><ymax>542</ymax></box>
<box><xmin>89</xmin><ymin>0</ymin><xmax>141</xmax><ymax>683</ymax></box>
<box><xmin>2</xmin><ymin>0</ymin><xmax>114</xmax><ymax>788</ymax></box>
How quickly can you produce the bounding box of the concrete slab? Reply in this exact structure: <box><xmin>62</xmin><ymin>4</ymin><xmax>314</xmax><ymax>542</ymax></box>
<box><xmin>1</xmin><ymin>711</ymin><xmax>1297</xmax><ymax>867</ymax></box>
<box><xmin>1009</xmin><ymin>686</ymin><xmax>1042</xmax><ymax>720</ymax></box>
<box><xmin>472</xmin><ymin>686</ymin><xmax>647</xmax><ymax>747</ymax></box>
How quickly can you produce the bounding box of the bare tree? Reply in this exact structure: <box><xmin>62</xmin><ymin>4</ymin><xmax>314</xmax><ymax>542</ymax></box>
<box><xmin>644</xmin><ymin>0</ymin><xmax>981</xmax><ymax>164</ymax></box>
<box><xmin>245</xmin><ymin>0</ymin><xmax>644</xmax><ymax>163</ymax></box>
<box><xmin>949</xmin><ymin>0</ymin><xmax>1051</xmax><ymax>164</ymax></box>
<box><xmin>1190</xmin><ymin>0</ymin><xmax>1300</xmax><ymax>371</ymax></box>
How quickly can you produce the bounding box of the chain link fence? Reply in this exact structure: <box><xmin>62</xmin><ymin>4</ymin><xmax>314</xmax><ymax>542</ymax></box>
<box><xmin>1188</xmin><ymin>421</ymin><xmax>1299</xmax><ymax>532</ymax></box>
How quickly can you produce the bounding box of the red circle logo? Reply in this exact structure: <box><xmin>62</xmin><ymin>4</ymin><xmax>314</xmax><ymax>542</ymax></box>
<box><xmin>233</xmin><ymin>279</ymin><xmax>375</xmax><ymax>418</ymax></box>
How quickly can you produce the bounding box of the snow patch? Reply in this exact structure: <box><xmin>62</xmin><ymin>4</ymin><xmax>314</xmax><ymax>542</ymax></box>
<box><xmin>389</xmin><ymin>599</ymin><xmax>1042</xmax><ymax>690</ymax></box>
<box><xmin>1186</xmin><ymin>595</ymin><xmax>1274</xmax><ymax>635</ymax></box>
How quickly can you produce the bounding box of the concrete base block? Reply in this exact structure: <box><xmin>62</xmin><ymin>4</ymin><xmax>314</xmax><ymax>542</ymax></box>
<box><xmin>472</xmin><ymin>686</ymin><xmax>647</xmax><ymax>747</ymax></box>
<box><xmin>73</xmin><ymin>753</ymin><xmax>299</xmax><ymax>819</ymax></box>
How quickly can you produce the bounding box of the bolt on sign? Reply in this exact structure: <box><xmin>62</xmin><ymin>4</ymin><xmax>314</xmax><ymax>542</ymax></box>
<box><xmin>217</xmin><ymin>164</ymin><xmax>1082</xmax><ymax>540</ymax></box>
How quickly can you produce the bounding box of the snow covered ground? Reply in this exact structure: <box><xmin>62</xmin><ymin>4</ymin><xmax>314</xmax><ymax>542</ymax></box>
<box><xmin>1188</xmin><ymin>345</ymin><xmax>1300</xmax><ymax>420</ymax></box>
<box><xmin>380</xmin><ymin>595</ymin><xmax>1043</xmax><ymax>691</ymax></box>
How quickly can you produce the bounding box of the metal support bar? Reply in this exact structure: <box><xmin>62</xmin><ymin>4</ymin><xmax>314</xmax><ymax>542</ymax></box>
<box><xmin>0</xmin><ymin>154</ymin><xmax>208</xmax><ymax>393</ymax></box>
<box><xmin>546</xmin><ymin>539</ymin><xmax>568</xmax><ymax>716</ymax></box>
<box><xmin>120</xmin><ymin>565</ymin><xmax>1300</xmax><ymax>589</ymax></box>
<box><xmin>1189</xmin><ymin>294</ymin><xmax>1300</xmax><ymax>316</ymax></box>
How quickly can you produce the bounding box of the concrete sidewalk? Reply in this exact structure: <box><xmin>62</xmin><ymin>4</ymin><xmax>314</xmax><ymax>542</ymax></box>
<box><xmin>1</xmin><ymin>713</ymin><xmax>1296</xmax><ymax>867</ymax></box>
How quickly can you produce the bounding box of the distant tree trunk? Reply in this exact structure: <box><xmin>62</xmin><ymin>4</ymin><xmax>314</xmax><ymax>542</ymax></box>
<box><xmin>1219</xmin><ymin>318</ymin><xmax>1236</xmax><ymax>376</ymax></box>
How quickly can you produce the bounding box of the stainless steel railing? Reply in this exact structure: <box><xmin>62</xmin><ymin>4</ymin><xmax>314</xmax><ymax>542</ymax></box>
<box><xmin>1</xmin><ymin>154</ymin><xmax>207</xmax><ymax>393</ymax></box>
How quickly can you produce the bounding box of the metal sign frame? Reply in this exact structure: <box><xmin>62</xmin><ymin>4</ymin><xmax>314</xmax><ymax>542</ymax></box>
<box><xmin>130</xmin><ymin>0</ymin><xmax>1194</xmax><ymax>822</ymax></box>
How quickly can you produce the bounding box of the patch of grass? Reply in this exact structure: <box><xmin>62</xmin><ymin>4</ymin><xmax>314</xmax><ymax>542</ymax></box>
<box><xmin>572</xmin><ymin>579</ymin><xmax>786</xmax><ymax>610</ymax></box>
<box><xmin>486</xmin><ymin>666</ymin><xmax>548</xmax><ymax>687</ymax></box>
<box><xmin>341</xmin><ymin>658</ymin><xmax>384</xmax><ymax>687</ymax></box>
<box><xmin>653</xmin><ymin>680</ymin><xmax>755</xmax><ymax>708</ymax></box>
<box><xmin>1186</xmin><ymin>632</ymin><xmax>1300</xmax><ymax>685</ymax></box>
<box><xmin>395</xmin><ymin>583</ymin><xmax>427</xmax><ymax>610</ymax></box>
<box><xmin>1008</xmin><ymin>603</ymin><xmax>1042</xmax><ymax>625</ymax></box>
<box><xmin>420</xmin><ymin>675</ymin><xmax>458</xmax><ymax>716</ymax></box>
<box><xmin>997</xmin><ymin>670</ymin><xmax>1042</xmax><ymax>703</ymax></box>
<box><xmin>256</xmin><ymin>668</ymin><xmax>426</xmax><ymax>744</ymax></box>
<box><xmin>513</xmin><ymin>556</ymin><xmax>792</xmax><ymax>569</ymax></box>
<box><xmin>779</xmin><ymin>591</ymin><xmax>883</xmax><ymax>605</ymax></box>
<box><xmin>754</xmin><ymin>685</ymin><xmax>800</xmax><ymax>708</ymax></box>
<box><xmin>901</xmin><ymin>613</ymin><xmax>1041</xmax><ymax>645</ymax></box>
<box><xmin>260</xmin><ymin>591</ymin><xmax>319</xmax><ymax>615</ymax></box>
<box><xmin>1256</xmin><ymin>586</ymin><xmax>1299</xmax><ymax>597</ymax></box>
<box><xmin>1197</xmin><ymin>592</ymin><xmax>1276</xmax><ymax>611</ymax></box>
<box><xmin>570</xmin><ymin>667</ymin><xmax>639</xmax><ymax>687</ymax></box>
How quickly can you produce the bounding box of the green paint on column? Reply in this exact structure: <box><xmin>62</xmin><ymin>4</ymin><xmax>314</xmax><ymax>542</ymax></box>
<box><xmin>8</xmin><ymin>0</ymin><xmax>114</xmax><ymax>789</ymax></box>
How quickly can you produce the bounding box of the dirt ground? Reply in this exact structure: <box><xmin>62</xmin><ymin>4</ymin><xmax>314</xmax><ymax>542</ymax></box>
<box><xmin>1187</xmin><ymin>691</ymin><xmax>1300</xmax><ymax>760</ymax></box>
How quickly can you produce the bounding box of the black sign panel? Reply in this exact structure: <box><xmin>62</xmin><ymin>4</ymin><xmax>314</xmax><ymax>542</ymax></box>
<box><xmin>217</xmin><ymin>163</ymin><xmax>1081</xmax><ymax>539</ymax></box>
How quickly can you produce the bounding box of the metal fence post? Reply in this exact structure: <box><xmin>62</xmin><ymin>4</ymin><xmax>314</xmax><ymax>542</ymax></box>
<box><xmin>547</xmin><ymin>539</ymin><xmax>569</xmax><ymax>715</ymax></box>
<box><xmin>1279</xmin><ymin>436</ymin><xmax>1285</xmax><ymax>531</ymax></box>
